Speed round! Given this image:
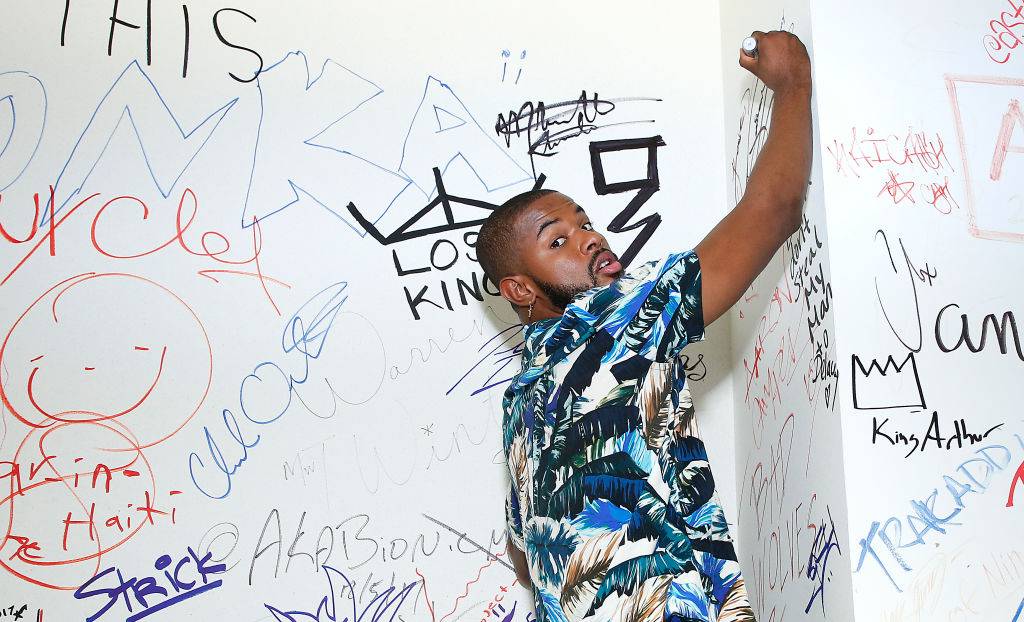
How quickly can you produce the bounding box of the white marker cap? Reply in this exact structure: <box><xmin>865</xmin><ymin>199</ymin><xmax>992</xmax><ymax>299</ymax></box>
<box><xmin>742</xmin><ymin>36</ymin><xmax>758</xmax><ymax>57</ymax></box>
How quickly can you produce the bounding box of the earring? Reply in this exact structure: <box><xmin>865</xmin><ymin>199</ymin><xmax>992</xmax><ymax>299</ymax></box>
<box><xmin>527</xmin><ymin>300</ymin><xmax>534</xmax><ymax>322</ymax></box>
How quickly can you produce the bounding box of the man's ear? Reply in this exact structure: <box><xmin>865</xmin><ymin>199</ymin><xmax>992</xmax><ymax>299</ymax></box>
<box><xmin>499</xmin><ymin>275</ymin><xmax>534</xmax><ymax>307</ymax></box>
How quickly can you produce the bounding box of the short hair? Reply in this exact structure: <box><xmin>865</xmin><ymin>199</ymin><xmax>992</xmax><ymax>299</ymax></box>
<box><xmin>477</xmin><ymin>188</ymin><xmax>558</xmax><ymax>283</ymax></box>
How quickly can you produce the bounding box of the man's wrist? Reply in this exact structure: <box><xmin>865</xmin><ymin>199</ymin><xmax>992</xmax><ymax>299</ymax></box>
<box><xmin>773</xmin><ymin>81</ymin><xmax>812</xmax><ymax>102</ymax></box>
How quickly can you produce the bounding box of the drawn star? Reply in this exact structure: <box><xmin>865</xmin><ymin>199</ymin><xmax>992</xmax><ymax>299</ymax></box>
<box><xmin>878</xmin><ymin>170</ymin><xmax>915</xmax><ymax>204</ymax></box>
<box><xmin>421</xmin><ymin>424</ymin><xmax>435</xmax><ymax>436</ymax></box>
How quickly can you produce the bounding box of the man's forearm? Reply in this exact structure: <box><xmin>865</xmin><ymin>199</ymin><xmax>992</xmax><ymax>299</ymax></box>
<box><xmin>743</xmin><ymin>83</ymin><xmax>813</xmax><ymax>233</ymax></box>
<box><xmin>693</xmin><ymin>32</ymin><xmax>814</xmax><ymax>325</ymax></box>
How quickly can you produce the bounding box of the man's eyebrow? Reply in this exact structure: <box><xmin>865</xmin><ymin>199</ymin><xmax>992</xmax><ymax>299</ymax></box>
<box><xmin>536</xmin><ymin>217</ymin><xmax>560</xmax><ymax>238</ymax></box>
<box><xmin>536</xmin><ymin>206</ymin><xmax>585</xmax><ymax>239</ymax></box>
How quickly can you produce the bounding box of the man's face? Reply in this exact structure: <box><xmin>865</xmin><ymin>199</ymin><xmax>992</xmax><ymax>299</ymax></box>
<box><xmin>514</xmin><ymin>193</ymin><xmax>623</xmax><ymax>308</ymax></box>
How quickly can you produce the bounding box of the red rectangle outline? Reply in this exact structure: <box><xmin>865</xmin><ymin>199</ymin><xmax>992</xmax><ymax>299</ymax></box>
<box><xmin>945</xmin><ymin>73</ymin><xmax>1024</xmax><ymax>243</ymax></box>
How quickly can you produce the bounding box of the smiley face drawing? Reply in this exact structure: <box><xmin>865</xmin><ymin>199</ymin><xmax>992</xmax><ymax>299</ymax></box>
<box><xmin>0</xmin><ymin>272</ymin><xmax>211</xmax><ymax>588</ymax></box>
<box><xmin>1</xmin><ymin>273</ymin><xmax>212</xmax><ymax>439</ymax></box>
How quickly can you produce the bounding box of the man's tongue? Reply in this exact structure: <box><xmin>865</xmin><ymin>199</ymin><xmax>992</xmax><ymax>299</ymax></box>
<box><xmin>596</xmin><ymin>258</ymin><xmax>622</xmax><ymax>276</ymax></box>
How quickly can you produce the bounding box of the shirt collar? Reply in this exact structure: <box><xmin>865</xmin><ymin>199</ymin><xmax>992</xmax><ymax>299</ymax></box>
<box><xmin>511</xmin><ymin>286</ymin><xmax>612</xmax><ymax>395</ymax></box>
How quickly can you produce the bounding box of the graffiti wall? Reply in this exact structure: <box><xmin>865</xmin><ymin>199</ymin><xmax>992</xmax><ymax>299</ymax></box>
<box><xmin>719</xmin><ymin>1</ymin><xmax>855</xmax><ymax>621</ymax></box>
<box><xmin>811</xmin><ymin>0</ymin><xmax>1024</xmax><ymax>620</ymax></box>
<box><xmin>0</xmin><ymin>2</ymin><xmax>738</xmax><ymax>620</ymax></box>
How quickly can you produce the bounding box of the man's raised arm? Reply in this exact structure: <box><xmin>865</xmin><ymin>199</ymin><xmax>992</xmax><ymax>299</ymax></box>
<box><xmin>695</xmin><ymin>30</ymin><xmax>813</xmax><ymax>326</ymax></box>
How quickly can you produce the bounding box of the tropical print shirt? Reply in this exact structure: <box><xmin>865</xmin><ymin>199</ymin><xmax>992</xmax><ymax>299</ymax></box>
<box><xmin>503</xmin><ymin>251</ymin><xmax>754</xmax><ymax>622</ymax></box>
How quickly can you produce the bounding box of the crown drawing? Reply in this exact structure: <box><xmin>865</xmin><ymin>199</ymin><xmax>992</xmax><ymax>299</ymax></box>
<box><xmin>346</xmin><ymin>167</ymin><xmax>546</xmax><ymax>245</ymax></box>
<box><xmin>851</xmin><ymin>352</ymin><xmax>926</xmax><ymax>410</ymax></box>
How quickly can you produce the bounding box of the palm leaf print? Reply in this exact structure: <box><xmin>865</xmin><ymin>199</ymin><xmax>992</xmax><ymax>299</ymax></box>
<box><xmin>582</xmin><ymin>475</ymin><xmax>648</xmax><ymax>509</ymax></box>
<box><xmin>546</xmin><ymin>453</ymin><xmax>648</xmax><ymax>519</ymax></box>
<box><xmin>504</xmin><ymin>386</ymin><xmax>528</xmax><ymax>447</ymax></box>
<box><xmin>637</xmin><ymin>360</ymin><xmax>675</xmax><ymax>449</ymax></box>
<box><xmin>559</xmin><ymin>528</ymin><xmax>626</xmax><ymax>618</ymax></box>
<box><xmin>587</xmin><ymin>551</ymin><xmax>696</xmax><ymax>615</ymax></box>
<box><xmin>506</xmin><ymin>483</ymin><xmax>525</xmax><ymax>549</ymax></box>
<box><xmin>536</xmin><ymin>331</ymin><xmax>617</xmax><ymax>502</ymax></box>
<box><xmin>685</xmin><ymin>501</ymin><xmax>730</xmax><ymax>538</ymax></box>
<box><xmin>546</xmin><ymin>311</ymin><xmax>592</xmax><ymax>357</ymax></box>
<box><xmin>534</xmin><ymin>397</ymin><xmax>577</xmax><ymax>510</ymax></box>
<box><xmin>673</xmin><ymin>459</ymin><xmax>715</xmax><ymax>517</ymax></box>
<box><xmin>627</xmin><ymin>490</ymin><xmax>694</xmax><ymax>562</ymax></box>
<box><xmin>653</xmin><ymin>258</ymin><xmax>703</xmax><ymax>362</ymax></box>
<box><xmin>541</xmin><ymin>391</ymin><xmax>576</xmax><ymax>460</ymax></box>
<box><xmin>571</xmin><ymin>499</ymin><xmax>632</xmax><ymax>535</ymax></box>
<box><xmin>502</xmin><ymin>250</ymin><xmax>738</xmax><ymax>622</ymax></box>
<box><xmin>668</xmin><ymin>389</ymin><xmax>697</xmax><ymax>440</ymax></box>
<box><xmin>665</xmin><ymin>574</ymin><xmax>714</xmax><ymax>621</ymax></box>
<box><xmin>618</xmin><ymin>575</ymin><xmax>673</xmax><ymax>622</ymax></box>
<box><xmin>716</xmin><ymin>578</ymin><xmax>756</xmax><ymax>622</ymax></box>
<box><xmin>508</xmin><ymin>432</ymin><xmax>529</xmax><ymax>498</ymax></box>
<box><xmin>595</xmin><ymin>380</ymin><xmax>639</xmax><ymax>408</ymax></box>
<box><xmin>552</xmin><ymin>405</ymin><xmax>642</xmax><ymax>470</ymax></box>
<box><xmin>523</xmin><ymin>374</ymin><xmax>554</xmax><ymax>438</ymax></box>
<box><xmin>622</xmin><ymin>277</ymin><xmax>671</xmax><ymax>353</ymax></box>
<box><xmin>658</xmin><ymin>436</ymin><xmax>715</xmax><ymax>520</ymax></box>
<box><xmin>559</xmin><ymin>330</ymin><xmax>616</xmax><ymax>399</ymax></box>
<box><xmin>536</xmin><ymin>588</ymin><xmax>571</xmax><ymax>622</ymax></box>
<box><xmin>668</xmin><ymin>436</ymin><xmax>708</xmax><ymax>463</ymax></box>
<box><xmin>525</xmin><ymin>517</ymin><xmax>580</xmax><ymax>588</ymax></box>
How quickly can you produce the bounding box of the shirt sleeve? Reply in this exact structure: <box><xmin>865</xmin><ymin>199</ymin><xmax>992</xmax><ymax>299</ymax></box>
<box><xmin>617</xmin><ymin>251</ymin><xmax>705</xmax><ymax>362</ymax></box>
<box><xmin>505</xmin><ymin>478</ymin><xmax>526</xmax><ymax>551</ymax></box>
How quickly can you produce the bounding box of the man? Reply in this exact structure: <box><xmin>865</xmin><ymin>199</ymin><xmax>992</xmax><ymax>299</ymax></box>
<box><xmin>475</xmin><ymin>31</ymin><xmax>811</xmax><ymax>621</ymax></box>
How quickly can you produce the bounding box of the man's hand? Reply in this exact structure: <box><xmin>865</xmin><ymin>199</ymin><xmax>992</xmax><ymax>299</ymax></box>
<box><xmin>507</xmin><ymin>539</ymin><xmax>533</xmax><ymax>589</ymax></box>
<box><xmin>738</xmin><ymin>30</ymin><xmax>811</xmax><ymax>96</ymax></box>
<box><xmin>695</xmin><ymin>30</ymin><xmax>812</xmax><ymax>326</ymax></box>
